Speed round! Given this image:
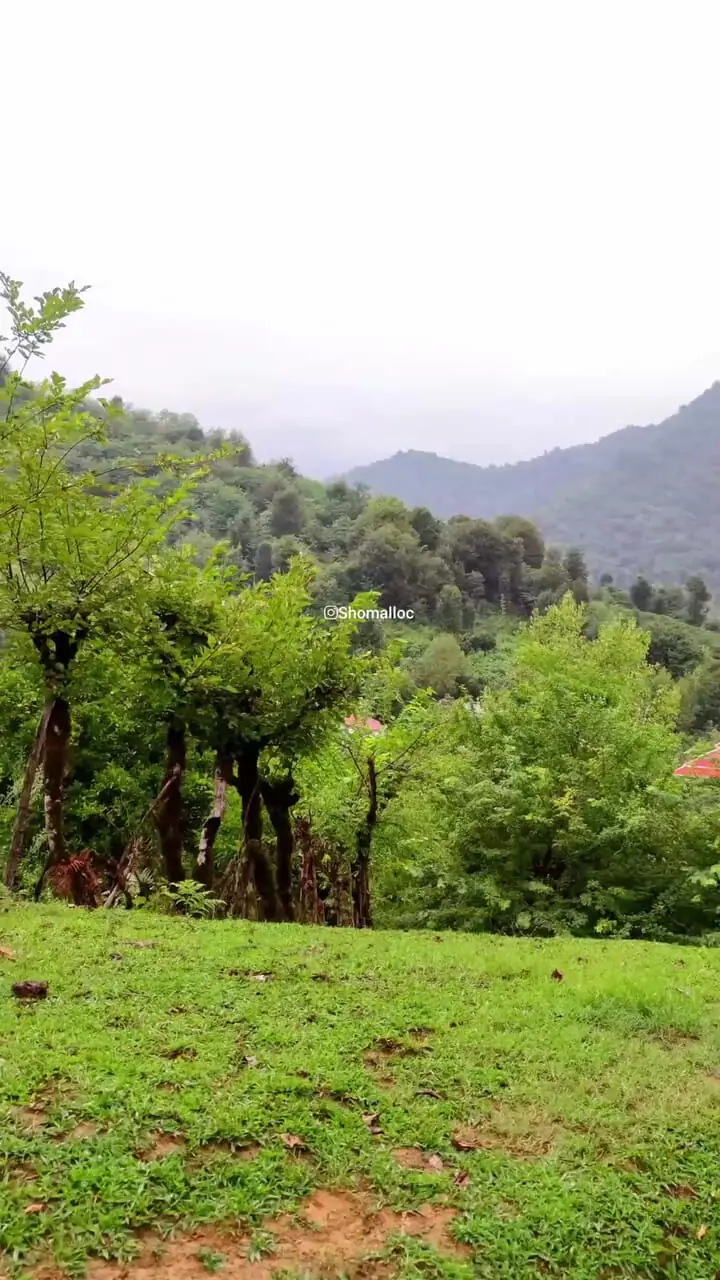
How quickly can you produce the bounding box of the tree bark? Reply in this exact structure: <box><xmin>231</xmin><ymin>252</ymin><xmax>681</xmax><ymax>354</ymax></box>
<box><xmin>232</xmin><ymin>749</ymin><xmax>281</xmax><ymax>922</ymax></box>
<box><xmin>261</xmin><ymin>776</ymin><xmax>298</xmax><ymax>922</ymax></box>
<box><xmin>156</xmin><ymin>722</ymin><xmax>186</xmax><ymax>884</ymax></box>
<box><xmin>43</xmin><ymin>696</ymin><xmax>71</xmax><ymax>869</ymax></box>
<box><xmin>196</xmin><ymin>752</ymin><xmax>233</xmax><ymax>889</ymax></box>
<box><xmin>4</xmin><ymin>703</ymin><xmax>51</xmax><ymax>888</ymax></box>
<box><xmin>352</xmin><ymin>754</ymin><xmax>377</xmax><ymax>928</ymax></box>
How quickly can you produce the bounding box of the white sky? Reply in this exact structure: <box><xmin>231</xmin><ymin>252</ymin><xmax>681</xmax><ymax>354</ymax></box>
<box><xmin>3</xmin><ymin>0</ymin><xmax>720</xmax><ymax>474</ymax></box>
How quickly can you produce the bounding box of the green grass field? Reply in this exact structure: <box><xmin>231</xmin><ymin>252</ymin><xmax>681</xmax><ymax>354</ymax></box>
<box><xmin>2</xmin><ymin>906</ymin><xmax>720</xmax><ymax>1278</ymax></box>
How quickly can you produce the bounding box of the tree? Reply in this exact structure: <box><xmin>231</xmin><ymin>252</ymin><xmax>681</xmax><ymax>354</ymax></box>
<box><xmin>254</xmin><ymin>541</ymin><xmax>274</xmax><ymax>582</ymax></box>
<box><xmin>435</xmin><ymin>583</ymin><xmax>463</xmax><ymax>633</ymax></box>
<box><xmin>409</xmin><ymin>506</ymin><xmax>442</xmax><ymax>551</ymax></box>
<box><xmin>642</xmin><ymin>614</ymin><xmax>705</xmax><ymax>679</ymax></box>
<box><xmin>201</xmin><ymin>561</ymin><xmax>367</xmax><ymax>920</ymax></box>
<box><xmin>495</xmin><ymin>515</ymin><xmax>545</xmax><ymax>569</ymax></box>
<box><xmin>651</xmin><ymin>585</ymin><xmax>686</xmax><ymax>618</ymax></box>
<box><xmin>562</xmin><ymin>548</ymin><xmax>589</xmax><ymax>603</ymax></box>
<box><xmin>0</xmin><ymin>276</ymin><xmax>190</xmax><ymax>889</ymax></box>
<box><xmin>349</xmin><ymin>522</ymin><xmax>449</xmax><ymax>614</ymax></box>
<box><xmin>679</xmin><ymin>651</ymin><xmax>720</xmax><ymax>731</ymax></box>
<box><xmin>270</xmin><ymin>485</ymin><xmax>302</xmax><ymax>536</ymax></box>
<box><xmin>686</xmin><ymin>575</ymin><xmax>711</xmax><ymax>626</ymax></box>
<box><xmin>447</xmin><ymin>595</ymin><xmax>684</xmax><ymax>935</ymax></box>
<box><xmin>630</xmin><ymin>576</ymin><xmax>653</xmax><ymax>612</ymax></box>
<box><xmin>413</xmin><ymin>634</ymin><xmax>468</xmax><ymax>698</ymax></box>
<box><xmin>296</xmin><ymin>693</ymin><xmax>436</xmax><ymax>927</ymax></box>
<box><xmin>446</xmin><ymin>518</ymin><xmax>522</xmax><ymax>606</ymax></box>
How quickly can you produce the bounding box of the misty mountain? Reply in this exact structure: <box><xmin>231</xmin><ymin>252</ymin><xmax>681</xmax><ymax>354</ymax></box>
<box><xmin>344</xmin><ymin>383</ymin><xmax>720</xmax><ymax>588</ymax></box>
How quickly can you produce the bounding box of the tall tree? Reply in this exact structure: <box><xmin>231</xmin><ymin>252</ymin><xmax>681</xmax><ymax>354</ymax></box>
<box><xmin>630</xmin><ymin>575</ymin><xmax>653</xmax><ymax>612</ymax></box>
<box><xmin>685</xmin><ymin>575</ymin><xmax>711</xmax><ymax>626</ymax></box>
<box><xmin>0</xmin><ymin>274</ymin><xmax>191</xmax><ymax>887</ymax></box>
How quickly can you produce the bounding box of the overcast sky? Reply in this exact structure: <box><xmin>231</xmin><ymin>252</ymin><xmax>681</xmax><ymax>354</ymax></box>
<box><xmin>4</xmin><ymin>0</ymin><xmax>720</xmax><ymax>475</ymax></box>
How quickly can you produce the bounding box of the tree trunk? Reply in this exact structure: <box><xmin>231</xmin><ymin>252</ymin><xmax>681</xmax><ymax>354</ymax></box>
<box><xmin>43</xmin><ymin>696</ymin><xmax>71</xmax><ymax>869</ymax></box>
<box><xmin>261</xmin><ymin>776</ymin><xmax>298</xmax><ymax>922</ymax></box>
<box><xmin>156</xmin><ymin>722</ymin><xmax>186</xmax><ymax>884</ymax></box>
<box><xmin>196</xmin><ymin>752</ymin><xmax>232</xmax><ymax>889</ymax></box>
<box><xmin>4</xmin><ymin>703</ymin><xmax>51</xmax><ymax>888</ymax></box>
<box><xmin>232</xmin><ymin>749</ymin><xmax>281</xmax><ymax>922</ymax></box>
<box><xmin>351</xmin><ymin>755</ymin><xmax>377</xmax><ymax>928</ymax></box>
<box><xmin>352</xmin><ymin>827</ymin><xmax>373</xmax><ymax>928</ymax></box>
<box><xmin>296</xmin><ymin>817</ymin><xmax>322</xmax><ymax>924</ymax></box>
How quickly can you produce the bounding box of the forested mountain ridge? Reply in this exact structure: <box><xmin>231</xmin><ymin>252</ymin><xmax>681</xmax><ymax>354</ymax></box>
<box><xmin>344</xmin><ymin>382</ymin><xmax>720</xmax><ymax>587</ymax></box>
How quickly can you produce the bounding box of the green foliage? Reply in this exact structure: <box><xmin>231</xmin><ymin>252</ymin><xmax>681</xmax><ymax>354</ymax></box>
<box><xmin>381</xmin><ymin>597</ymin><xmax>720</xmax><ymax>939</ymax></box>
<box><xmin>151</xmin><ymin>879</ymin><xmax>225</xmax><ymax>918</ymax></box>
<box><xmin>640</xmin><ymin>612</ymin><xmax>707</xmax><ymax>679</ymax></box>
<box><xmin>413</xmin><ymin>634</ymin><xmax>469</xmax><ymax>698</ymax></box>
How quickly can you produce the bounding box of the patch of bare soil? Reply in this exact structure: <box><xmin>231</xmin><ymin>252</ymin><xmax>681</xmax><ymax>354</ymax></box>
<box><xmin>10</xmin><ymin>1104</ymin><xmax>48</xmax><ymax>1133</ymax></box>
<box><xmin>188</xmin><ymin>1141</ymin><xmax>261</xmax><ymax>1168</ymax></box>
<box><xmin>363</xmin><ymin>1035</ymin><xmax>431</xmax><ymax>1087</ymax></box>
<box><xmin>33</xmin><ymin>1189</ymin><xmax>470</xmax><ymax>1279</ymax></box>
<box><xmin>136</xmin><ymin>1133</ymin><xmax>187</xmax><ymax>1161</ymax></box>
<box><xmin>663</xmin><ymin>1184</ymin><xmax>698</xmax><ymax>1200</ymax></box>
<box><xmin>452</xmin><ymin>1106</ymin><xmax>561</xmax><ymax>1160</ymax></box>
<box><xmin>6</xmin><ymin>1160</ymin><xmax>38</xmax><ymax>1186</ymax></box>
<box><xmin>393</xmin><ymin>1147</ymin><xmax>446</xmax><ymax>1172</ymax></box>
<box><xmin>63</xmin><ymin>1121</ymin><xmax>99</xmax><ymax>1141</ymax></box>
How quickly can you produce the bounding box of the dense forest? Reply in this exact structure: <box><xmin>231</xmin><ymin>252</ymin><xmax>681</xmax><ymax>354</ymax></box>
<box><xmin>345</xmin><ymin>384</ymin><xmax>720</xmax><ymax>590</ymax></box>
<box><xmin>3</xmin><ymin>273</ymin><xmax>720</xmax><ymax>942</ymax></box>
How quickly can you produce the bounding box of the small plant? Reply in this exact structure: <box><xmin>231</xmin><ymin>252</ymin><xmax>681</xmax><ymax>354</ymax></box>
<box><xmin>196</xmin><ymin>1247</ymin><xmax>226</xmax><ymax>1273</ymax></box>
<box><xmin>247</xmin><ymin>1231</ymin><xmax>275</xmax><ymax>1262</ymax></box>
<box><xmin>152</xmin><ymin>879</ymin><xmax>225</xmax><ymax>919</ymax></box>
<box><xmin>49</xmin><ymin>850</ymin><xmax>103</xmax><ymax>907</ymax></box>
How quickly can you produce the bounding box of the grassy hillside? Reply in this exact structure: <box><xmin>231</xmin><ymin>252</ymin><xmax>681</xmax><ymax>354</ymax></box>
<box><xmin>2</xmin><ymin>908</ymin><xmax>720</xmax><ymax>1277</ymax></box>
<box><xmin>344</xmin><ymin>383</ymin><xmax>720</xmax><ymax>588</ymax></box>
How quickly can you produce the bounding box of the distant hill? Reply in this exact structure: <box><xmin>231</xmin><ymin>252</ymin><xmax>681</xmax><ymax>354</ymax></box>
<box><xmin>344</xmin><ymin>383</ymin><xmax>720</xmax><ymax>588</ymax></box>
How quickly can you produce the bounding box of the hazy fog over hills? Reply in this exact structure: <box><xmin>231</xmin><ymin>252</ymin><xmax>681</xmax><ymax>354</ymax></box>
<box><xmin>344</xmin><ymin>383</ymin><xmax>720</xmax><ymax>589</ymax></box>
<box><xmin>5</xmin><ymin>3</ymin><xmax>720</xmax><ymax>486</ymax></box>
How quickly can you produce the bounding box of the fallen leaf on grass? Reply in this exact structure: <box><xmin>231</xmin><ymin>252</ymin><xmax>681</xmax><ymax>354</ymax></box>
<box><xmin>24</xmin><ymin>1202</ymin><xmax>48</xmax><ymax>1214</ymax></box>
<box><xmin>427</xmin><ymin>1154</ymin><xmax>444</xmax><ymax>1171</ymax></box>
<box><xmin>243</xmin><ymin>1056</ymin><xmax>259</xmax><ymax>1068</ymax></box>
<box><xmin>249</xmin><ymin>973</ymin><xmax>272</xmax><ymax>982</ymax></box>
<box><xmin>551</xmin><ymin>969</ymin><xmax>564</xmax><ymax>982</ymax></box>
<box><xmin>697</xmin><ymin>1225</ymin><xmax>708</xmax><ymax>1240</ymax></box>
<box><xmin>362</xmin><ymin>1112</ymin><xmax>383</xmax><ymax>1134</ymax></box>
<box><xmin>109</xmin><ymin>953</ymin><xmax>124</xmax><ymax>961</ymax></box>
<box><xmin>0</xmin><ymin>946</ymin><xmax>16</xmax><ymax>960</ymax></box>
<box><xmin>12</xmin><ymin>982</ymin><xmax>48</xmax><ymax>1000</ymax></box>
<box><xmin>126</xmin><ymin>941</ymin><xmax>156</xmax><ymax>949</ymax></box>
<box><xmin>453</xmin><ymin>1170</ymin><xmax>471</xmax><ymax>1187</ymax></box>
<box><xmin>163</xmin><ymin>1046</ymin><xmax>197</xmax><ymax>1060</ymax></box>
<box><xmin>280</xmin><ymin>1133</ymin><xmax>307</xmax><ymax>1150</ymax></box>
<box><xmin>417</xmin><ymin>1088</ymin><xmax>443</xmax><ymax>1099</ymax></box>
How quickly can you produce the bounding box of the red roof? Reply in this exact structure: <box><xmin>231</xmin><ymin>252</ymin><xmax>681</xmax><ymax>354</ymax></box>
<box><xmin>343</xmin><ymin>715</ymin><xmax>384</xmax><ymax>735</ymax></box>
<box><xmin>674</xmin><ymin>745</ymin><xmax>720</xmax><ymax>777</ymax></box>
